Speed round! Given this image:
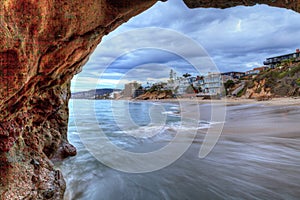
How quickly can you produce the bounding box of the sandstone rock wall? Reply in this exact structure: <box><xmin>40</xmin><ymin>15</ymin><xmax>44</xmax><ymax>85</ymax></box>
<box><xmin>135</xmin><ymin>90</ymin><xmax>173</xmax><ymax>100</ymax></box>
<box><xmin>0</xmin><ymin>0</ymin><xmax>157</xmax><ymax>199</ymax></box>
<box><xmin>245</xmin><ymin>79</ymin><xmax>273</xmax><ymax>100</ymax></box>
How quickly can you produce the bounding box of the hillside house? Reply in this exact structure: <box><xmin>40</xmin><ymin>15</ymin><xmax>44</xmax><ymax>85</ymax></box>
<box><xmin>264</xmin><ymin>49</ymin><xmax>300</xmax><ymax>68</ymax></box>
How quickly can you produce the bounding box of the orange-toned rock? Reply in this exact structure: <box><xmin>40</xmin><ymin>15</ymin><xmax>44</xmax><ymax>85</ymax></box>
<box><xmin>136</xmin><ymin>90</ymin><xmax>173</xmax><ymax>100</ymax></box>
<box><xmin>245</xmin><ymin>79</ymin><xmax>273</xmax><ymax>100</ymax></box>
<box><xmin>0</xmin><ymin>0</ymin><xmax>158</xmax><ymax>198</ymax></box>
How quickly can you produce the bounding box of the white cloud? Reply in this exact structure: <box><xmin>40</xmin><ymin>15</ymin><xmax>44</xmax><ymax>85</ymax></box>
<box><xmin>72</xmin><ymin>0</ymin><xmax>300</xmax><ymax>92</ymax></box>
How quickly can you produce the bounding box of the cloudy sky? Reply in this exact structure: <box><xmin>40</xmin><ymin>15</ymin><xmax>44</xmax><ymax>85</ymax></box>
<box><xmin>71</xmin><ymin>0</ymin><xmax>300</xmax><ymax>92</ymax></box>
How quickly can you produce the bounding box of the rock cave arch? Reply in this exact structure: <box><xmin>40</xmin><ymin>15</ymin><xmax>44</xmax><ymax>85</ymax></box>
<box><xmin>0</xmin><ymin>0</ymin><xmax>299</xmax><ymax>199</ymax></box>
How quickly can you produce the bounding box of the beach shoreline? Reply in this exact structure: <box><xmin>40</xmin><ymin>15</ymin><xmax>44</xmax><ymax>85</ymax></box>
<box><xmin>132</xmin><ymin>97</ymin><xmax>300</xmax><ymax>106</ymax></box>
<box><xmin>64</xmin><ymin>97</ymin><xmax>300</xmax><ymax>200</ymax></box>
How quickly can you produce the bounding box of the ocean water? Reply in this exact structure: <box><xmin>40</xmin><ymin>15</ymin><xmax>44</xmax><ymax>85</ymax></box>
<box><xmin>55</xmin><ymin>100</ymin><xmax>300</xmax><ymax>200</ymax></box>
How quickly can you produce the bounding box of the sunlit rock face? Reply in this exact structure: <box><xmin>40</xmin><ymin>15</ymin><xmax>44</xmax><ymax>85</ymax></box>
<box><xmin>0</xmin><ymin>0</ymin><xmax>298</xmax><ymax>199</ymax></box>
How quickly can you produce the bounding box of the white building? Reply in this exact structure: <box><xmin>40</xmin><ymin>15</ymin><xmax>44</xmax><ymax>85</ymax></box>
<box><xmin>165</xmin><ymin>73</ymin><xmax>224</xmax><ymax>96</ymax></box>
<box><xmin>203</xmin><ymin>72</ymin><xmax>223</xmax><ymax>95</ymax></box>
<box><xmin>166</xmin><ymin>77</ymin><xmax>192</xmax><ymax>95</ymax></box>
<box><xmin>109</xmin><ymin>91</ymin><xmax>122</xmax><ymax>99</ymax></box>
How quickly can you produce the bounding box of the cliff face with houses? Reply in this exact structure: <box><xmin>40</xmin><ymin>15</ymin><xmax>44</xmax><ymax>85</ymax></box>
<box><xmin>0</xmin><ymin>0</ymin><xmax>299</xmax><ymax>199</ymax></box>
<box><xmin>235</xmin><ymin>63</ymin><xmax>300</xmax><ymax>100</ymax></box>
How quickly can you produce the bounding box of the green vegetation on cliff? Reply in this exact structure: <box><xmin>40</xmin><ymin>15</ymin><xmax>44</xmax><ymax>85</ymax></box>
<box><xmin>241</xmin><ymin>63</ymin><xmax>300</xmax><ymax>98</ymax></box>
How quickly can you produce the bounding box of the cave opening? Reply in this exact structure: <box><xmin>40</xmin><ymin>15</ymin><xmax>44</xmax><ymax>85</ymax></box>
<box><xmin>62</xmin><ymin>1</ymin><xmax>300</xmax><ymax>199</ymax></box>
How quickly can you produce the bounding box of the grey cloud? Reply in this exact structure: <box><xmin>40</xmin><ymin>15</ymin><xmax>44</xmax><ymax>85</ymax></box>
<box><xmin>74</xmin><ymin>0</ymin><xmax>300</xmax><ymax>91</ymax></box>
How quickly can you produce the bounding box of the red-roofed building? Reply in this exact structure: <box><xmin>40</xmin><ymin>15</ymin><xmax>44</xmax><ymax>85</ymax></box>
<box><xmin>246</xmin><ymin>66</ymin><xmax>269</xmax><ymax>75</ymax></box>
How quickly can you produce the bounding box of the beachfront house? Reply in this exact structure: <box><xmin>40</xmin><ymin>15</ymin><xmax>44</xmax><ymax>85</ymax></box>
<box><xmin>221</xmin><ymin>71</ymin><xmax>245</xmax><ymax>83</ymax></box>
<box><xmin>245</xmin><ymin>66</ymin><xmax>269</xmax><ymax>76</ymax></box>
<box><xmin>263</xmin><ymin>49</ymin><xmax>300</xmax><ymax>68</ymax></box>
<box><xmin>203</xmin><ymin>72</ymin><xmax>223</xmax><ymax>95</ymax></box>
<box><xmin>175</xmin><ymin>77</ymin><xmax>191</xmax><ymax>94</ymax></box>
<box><xmin>221</xmin><ymin>71</ymin><xmax>245</xmax><ymax>79</ymax></box>
<box><xmin>166</xmin><ymin>72</ymin><xmax>224</xmax><ymax>97</ymax></box>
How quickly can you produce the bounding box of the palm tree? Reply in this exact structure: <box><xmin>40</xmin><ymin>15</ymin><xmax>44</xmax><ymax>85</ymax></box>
<box><xmin>182</xmin><ymin>73</ymin><xmax>191</xmax><ymax>78</ymax></box>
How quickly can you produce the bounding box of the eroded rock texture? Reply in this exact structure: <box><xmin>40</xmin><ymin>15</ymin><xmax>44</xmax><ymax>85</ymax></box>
<box><xmin>0</xmin><ymin>0</ymin><xmax>157</xmax><ymax>199</ymax></box>
<box><xmin>0</xmin><ymin>0</ymin><xmax>299</xmax><ymax>199</ymax></box>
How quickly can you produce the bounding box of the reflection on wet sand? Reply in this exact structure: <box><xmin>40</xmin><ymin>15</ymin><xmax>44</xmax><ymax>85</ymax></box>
<box><xmin>57</xmin><ymin>100</ymin><xmax>300</xmax><ymax>200</ymax></box>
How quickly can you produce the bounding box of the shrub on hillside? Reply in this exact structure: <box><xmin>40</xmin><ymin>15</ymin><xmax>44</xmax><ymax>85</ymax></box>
<box><xmin>296</xmin><ymin>78</ymin><xmax>300</xmax><ymax>86</ymax></box>
<box><xmin>289</xmin><ymin>64</ymin><xmax>300</xmax><ymax>77</ymax></box>
<box><xmin>278</xmin><ymin>71</ymin><xmax>288</xmax><ymax>79</ymax></box>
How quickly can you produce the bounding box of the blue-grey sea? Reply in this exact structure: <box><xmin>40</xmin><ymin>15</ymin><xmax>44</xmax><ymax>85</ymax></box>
<box><xmin>55</xmin><ymin>99</ymin><xmax>300</xmax><ymax>200</ymax></box>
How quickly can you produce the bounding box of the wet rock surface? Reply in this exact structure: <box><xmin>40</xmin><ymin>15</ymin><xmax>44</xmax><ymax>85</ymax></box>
<box><xmin>0</xmin><ymin>0</ymin><xmax>298</xmax><ymax>199</ymax></box>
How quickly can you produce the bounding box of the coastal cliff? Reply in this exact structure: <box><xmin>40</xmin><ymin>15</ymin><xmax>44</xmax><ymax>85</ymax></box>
<box><xmin>0</xmin><ymin>0</ymin><xmax>299</xmax><ymax>199</ymax></box>
<box><xmin>136</xmin><ymin>90</ymin><xmax>173</xmax><ymax>100</ymax></box>
<box><xmin>240</xmin><ymin>63</ymin><xmax>300</xmax><ymax>100</ymax></box>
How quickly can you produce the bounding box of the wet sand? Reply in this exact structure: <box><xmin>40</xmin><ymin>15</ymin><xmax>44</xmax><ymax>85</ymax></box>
<box><xmin>154</xmin><ymin>97</ymin><xmax>300</xmax><ymax>106</ymax></box>
<box><xmin>58</xmin><ymin>99</ymin><xmax>300</xmax><ymax>200</ymax></box>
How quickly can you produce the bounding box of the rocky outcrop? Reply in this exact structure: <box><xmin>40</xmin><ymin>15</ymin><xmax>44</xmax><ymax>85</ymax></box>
<box><xmin>242</xmin><ymin>63</ymin><xmax>300</xmax><ymax>100</ymax></box>
<box><xmin>0</xmin><ymin>0</ymin><xmax>299</xmax><ymax>199</ymax></box>
<box><xmin>136</xmin><ymin>90</ymin><xmax>173</xmax><ymax>100</ymax></box>
<box><xmin>244</xmin><ymin>79</ymin><xmax>273</xmax><ymax>100</ymax></box>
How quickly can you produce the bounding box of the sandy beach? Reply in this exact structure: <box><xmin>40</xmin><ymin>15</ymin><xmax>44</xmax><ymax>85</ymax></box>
<box><xmin>61</xmin><ymin>99</ymin><xmax>300</xmax><ymax>199</ymax></box>
<box><xmin>151</xmin><ymin>97</ymin><xmax>300</xmax><ymax>106</ymax></box>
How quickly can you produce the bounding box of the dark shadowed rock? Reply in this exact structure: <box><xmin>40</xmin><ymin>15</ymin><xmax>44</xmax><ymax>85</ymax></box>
<box><xmin>183</xmin><ymin>0</ymin><xmax>299</xmax><ymax>11</ymax></box>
